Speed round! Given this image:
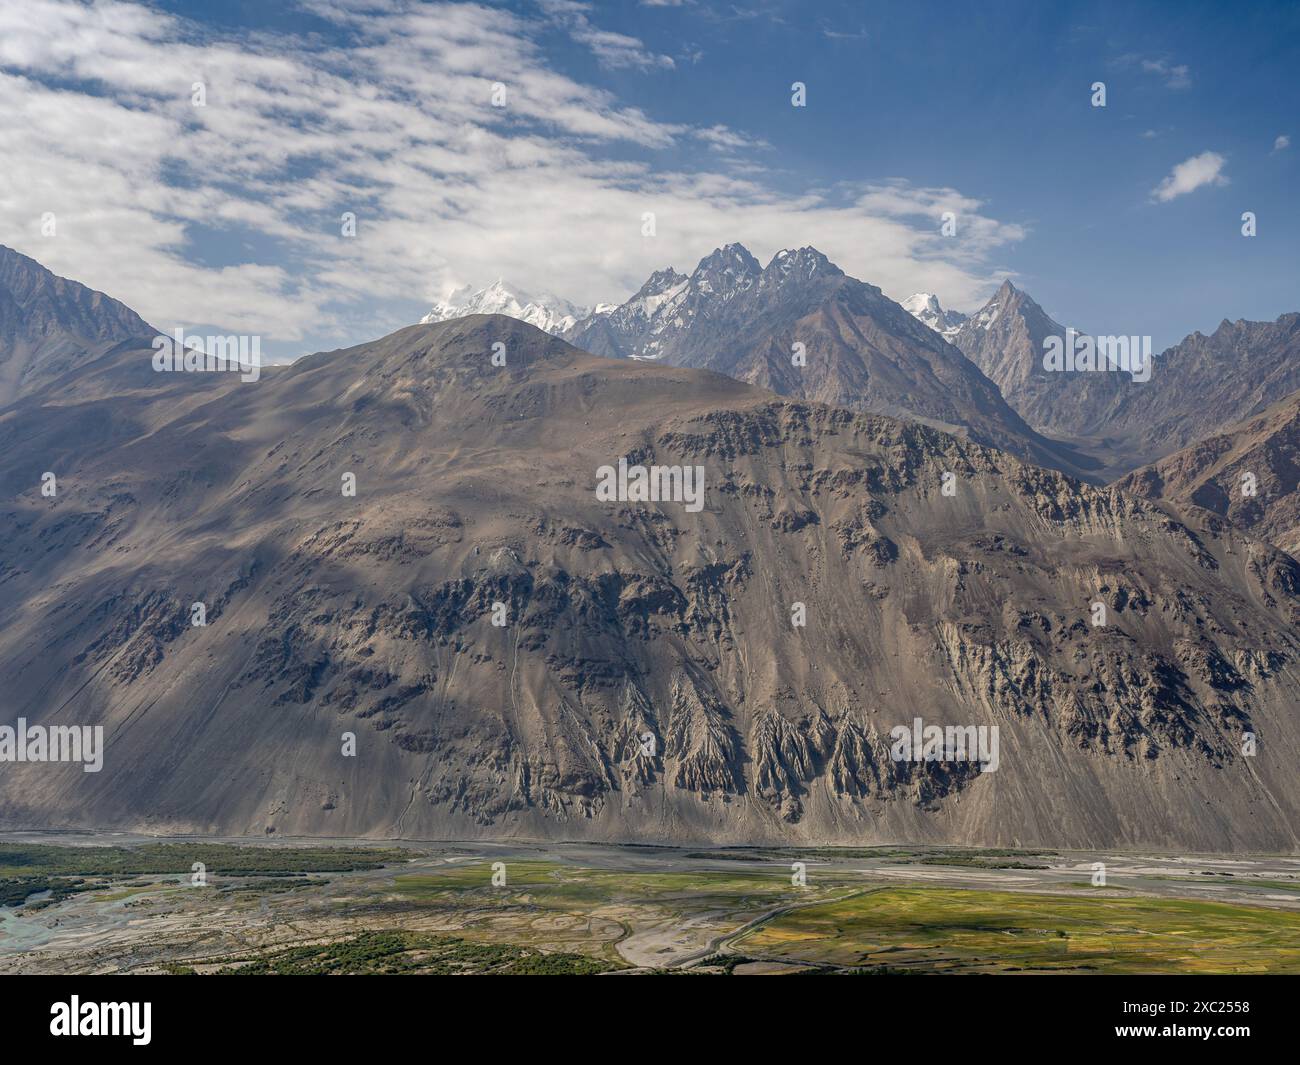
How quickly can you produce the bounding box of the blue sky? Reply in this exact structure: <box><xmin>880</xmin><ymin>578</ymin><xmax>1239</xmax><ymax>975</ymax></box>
<box><xmin>2</xmin><ymin>0</ymin><xmax>1296</xmax><ymax>359</ymax></box>
<box><xmin>535</xmin><ymin>0</ymin><xmax>1299</xmax><ymax>345</ymax></box>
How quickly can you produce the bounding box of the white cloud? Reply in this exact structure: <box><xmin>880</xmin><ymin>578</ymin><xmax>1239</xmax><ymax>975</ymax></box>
<box><xmin>693</xmin><ymin>124</ymin><xmax>770</xmax><ymax>152</ymax></box>
<box><xmin>538</xmin><ymin>0</ymin><xmax>675</xmax><ymax>70</ymax></box>
<box><xmin>1151</xmin><ymin>151</ymin><xmax>1229</xmax><ymax>203</ymax></box>
<box><xmin>1274</xmin><ymin>134</ymin><xmax>1291</xmax><ymax>152</ymax></box>
<box><xmin>1140</xmin><ymin>58</ymin><xmax>1191</xmax><ymax>90</ymax></box>
<box><xmin>0</xmin><ymin>0</ymin><xmax>1024</xmax><ymax>346</ymax></box>
<box><xmin>1112</xmin><ymin>53</ymin><xmax>1191</xmax><ymax>90</ymax></box>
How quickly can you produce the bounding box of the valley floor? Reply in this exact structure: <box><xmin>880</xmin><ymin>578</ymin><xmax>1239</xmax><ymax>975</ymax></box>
<box><xmin>3</xmin><ymin>834</ymin><xmax>1299</xmax><ymax>974</ymax></box>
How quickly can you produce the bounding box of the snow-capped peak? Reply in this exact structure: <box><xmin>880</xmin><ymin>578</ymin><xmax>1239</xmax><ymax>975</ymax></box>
<box><xmin>421</xmin><ymin>279</ymin><xmax>589</xmax><ymax>336</ymax></box>
<box><xmin>901</xmin><ymin>292</ymin><xmax>968</xmax><ymax>338</ymax></box>
<box><xmin>568</xmin><ymin>243</ymin><xmax>853</xmax><ymax>362</ymax></box>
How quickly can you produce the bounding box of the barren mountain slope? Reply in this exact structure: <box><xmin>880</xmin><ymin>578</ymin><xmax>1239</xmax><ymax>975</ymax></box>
<box><xmin>0</xmin><ymin>245</ymin><xmax>156</xmax><ymax>406</ymax></box>
<box><xmin>1119</xmin><ymin>388</ymin><xmax>1300</xmax><ymax>557</ymax></box>
<box><xmin>2</xmin><ymin>316</ymin><xmax>1299</xmax><ymax>851</ymax></box>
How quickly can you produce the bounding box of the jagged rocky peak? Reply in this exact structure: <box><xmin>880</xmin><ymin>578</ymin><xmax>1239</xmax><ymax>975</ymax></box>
<box><xmin>688</xmin><ymin>242</ymin><xmax>762</xmax><ymax>296</ymax></box>
<box><xmin>762</xmin><ymin>245</ymin><xmax>842</xmax><ymax>284</ymax></box>
<box><xmin>638</xmin><ymin>266</ymin><xmax>688</xmax><ymax>296</ymax></box>
<box><xmin>967</xmin><ymin>279</ymin><xmax>1024</xmax><ymax>329</ymax></box>
<box><xmin>578</xmin><ymin>241</ymin><xmax>849</xmax><ymax>335</ymax></box>
<box><xmin>697</xmin><ymin>241</ymin><xmax>761</xmax><ymax>270</ymax></box>
<box><xmin>946</xmin><ymin>279</ymin><xmax>1136</xmax><ymax>441</ymax></box>
<box><xmin>902</xmin><ymin>292</ymin><xmax>968</xmax><ymax>338</ymax></box>
<box><xmin>969</xmin><ymin>281</ymin><xmax>1077</xmax><ymax>341</ymax></box>
<box><xmin>661</xmin><ymin>242</ymin><xmax>844</xmax><ymax>297</ymax></box>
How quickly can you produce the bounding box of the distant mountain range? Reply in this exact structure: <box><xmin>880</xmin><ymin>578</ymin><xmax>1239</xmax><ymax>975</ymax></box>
<box><xmin>1097</xmin><ymin>313</ymin><xmax>1300</xmax><ymax>468</ymax></box>
<box><xmin>422</xmin><ymin>279</ymin><xmax>593</xmax><ymax>336</ymax></box>
<box><xmin>436</xmin><ymin>252</ymin><xmax>1300</xmax><ymax>490</ymax></box>
<box><xmin>563</xmin><ymin>244</ymin><xmax>1099</xmax><ymax>480</ymax></box>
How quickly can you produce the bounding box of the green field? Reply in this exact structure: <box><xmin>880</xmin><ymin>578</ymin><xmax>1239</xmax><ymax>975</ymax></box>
<box><xmin>733</xmin><ymin>886</ymin><xmax>1300</xmax><ymax>974</ymax></box>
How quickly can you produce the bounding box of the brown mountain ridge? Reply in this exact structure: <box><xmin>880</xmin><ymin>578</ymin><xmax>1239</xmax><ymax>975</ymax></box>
<box><xmin>2</xmin><ymin>315</ymin><xmax>1299</xmax><ymax>851</ymax></box>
